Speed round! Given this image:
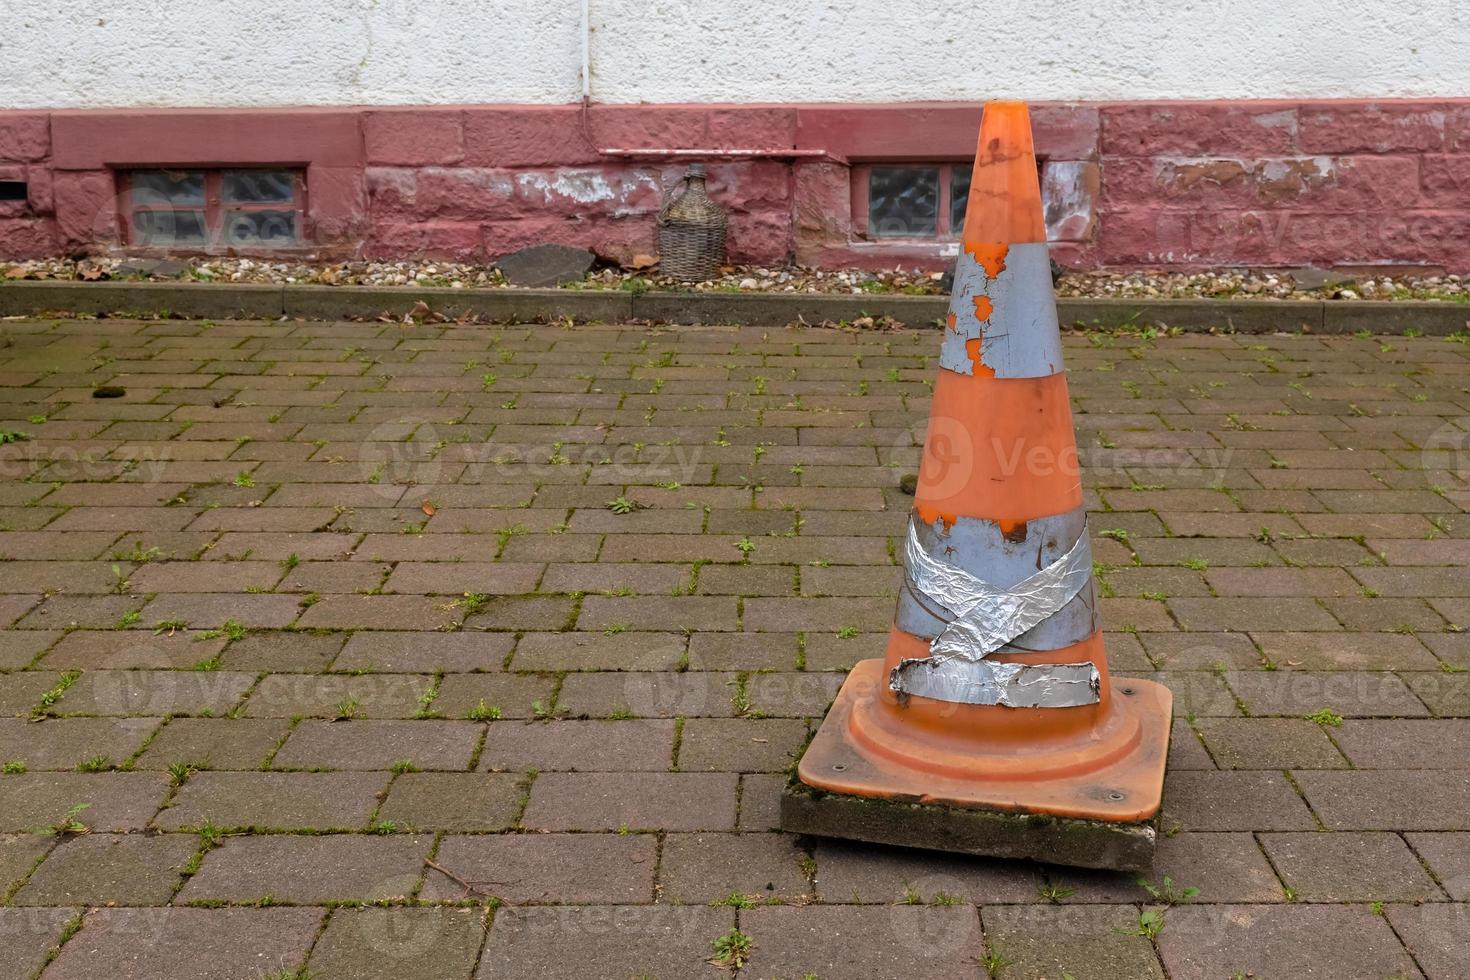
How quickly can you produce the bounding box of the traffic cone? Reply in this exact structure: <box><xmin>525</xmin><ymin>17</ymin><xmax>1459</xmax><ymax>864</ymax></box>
<box><xmin>782</xmin><ymin>102</ymin><xmax>1172</xmax><ymax>872</ymax></box>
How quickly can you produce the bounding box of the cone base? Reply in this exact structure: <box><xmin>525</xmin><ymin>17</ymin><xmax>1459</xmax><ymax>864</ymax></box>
<box><xmin>780</xmin><ymin>778</ymin><xmax>1159</xmax><ymax>872</ymax></box>
<box><xmin>789</xmin><ymin>660</ymin><xmax>1172</xmax><ymax>851</ymax></box>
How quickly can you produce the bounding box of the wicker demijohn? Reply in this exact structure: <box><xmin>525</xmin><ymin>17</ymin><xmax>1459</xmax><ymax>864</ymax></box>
<box><xmin>657</xmin><ymin>163</ymin><xmax>727</xmax><ymax>282</ymax></box>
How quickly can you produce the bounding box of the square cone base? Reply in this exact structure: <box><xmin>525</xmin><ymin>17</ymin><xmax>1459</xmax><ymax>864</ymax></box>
<box><xmin>781</xmin><ymin>660</ymin><xmax>1173</xmax><ymax>872</ymax></box>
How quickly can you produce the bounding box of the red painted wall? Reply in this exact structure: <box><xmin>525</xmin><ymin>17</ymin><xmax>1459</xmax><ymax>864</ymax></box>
<box><xmin>2</xmin><ymin>100</ymin><xmax>1468</xmax><ymax>272</ymax></box>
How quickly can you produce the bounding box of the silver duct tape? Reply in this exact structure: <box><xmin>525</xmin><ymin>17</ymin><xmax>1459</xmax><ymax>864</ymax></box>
<box><xmin>905</xmin><ymin>517</ymin><xmax>1093</xmax><ymax>660</ymax></box>
<box><xmin>890</xmin><ymin>515</ymin><xmax>1101</xmax><ymax>708</ymax></box>
<box><xmin>895</xmin><ymin>512</ymin><xmax>1098</xmax><ymax>653</ymax></box>
<box><xmin>890</xmin><ymin>655</ymin><xmax>1101</xmax><ymax>708</ymax></box>
<box><xmin>939</xmin><ymin>242</ymin><xmax>1064</xmax><ymax>380</ymax></box>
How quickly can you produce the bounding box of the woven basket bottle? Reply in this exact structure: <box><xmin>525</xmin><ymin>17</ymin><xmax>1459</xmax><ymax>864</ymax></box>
<box><xmin>656</xmin><ymin>163</ymin><xmax>727</xmax><ymax>282</ymax></box>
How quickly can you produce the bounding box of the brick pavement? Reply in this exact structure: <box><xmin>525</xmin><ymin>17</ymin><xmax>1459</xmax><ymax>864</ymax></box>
<box><xmin>0</xmin><ymin>315</ymin><xmax>1467</xmax><ymax>978</ymax></box>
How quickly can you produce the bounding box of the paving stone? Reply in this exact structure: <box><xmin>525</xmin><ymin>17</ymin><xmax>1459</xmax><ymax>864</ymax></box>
<box><xmin>1251</xmin><ymin>630</ymin><xmax>1441</xmax><ymax>670</ymax></box>
<box><xmin>13</xmin><ymin>832</ymin><xmax>197</xmax><ymax>906</ymax></box>
<box><xmin>659</xmin><ymin>832</ymin><xmax>811</xmax><ymax>903</ymax></box>
<box><xmin>133</xmin><ymin>717</ymin><xmax>291</xmax><ymax>770</ymax></box>
<box><xmin>747</xmin><ymin>670</ymin><xmax>845</xmax><ymax>717</ymax></box>
<box><xmin>1168</xmin><ymin>723</ymin><xmax>1217</xmax><ymax>769</ymax></box>
<box><xmin>677</xmin><ymin>717</ymin><xmax>809</xmax><ymax>772</ymax></box>
<box><xmin>1294</xmin><ymin>770</ymin><xmax>1470</xmax><ymax>830</ymax></box>
<box><xmin>1332</xmin><ymin>718</ymin><xmax>1470</xmax><ymax>768</ymax></box>
<box><xmin>331</xmin><ymin>630</ymin><xmax>513</xmax><ymax>672</ymax></box>
<box><xmin>479</xmin><ymin>718</ymin><xmax>672</xmax><ymax>771</ymax></box>
<box><xmin>297</xmin><ymin>594</ymin><xmax>460</xmax><ymax>631</ymax></box>
<box><xmin>308</xmin><ymin>907</ymin><xmax>486</xmax><ymax>980</ymax></box>
<box><xmin>803</xmin><ymin>631</ymin><xmax>887</xmax><ymax>671</ymax></box>
<box><xmin>1406</xmin><ymin>832</ymin><xmax>1470</xmax><ymax>899</ymax></box>
<box><xmin>422</xmin><ymin>833</ymin><xmax>656</xmax><ymax>903</ymax></box>
<box><xmin>56</xmin><ymin>670</ymin><xmax>255</xmax><ymax>716</ymax></box>
<box><xmin>1324</xmin><ymin>595</ymin><xmax>1452</xmax><ymax>631</ymax></box>
<box><xmin>478</xmin><ymin>905</ymin><xmax>732</xmax><ymax>980</ymax></box>
<box><xmin>0</xmin><ymin>772</ymin><xmax>168</xmax><ymax>833</ymax></box>
<box><xmin>0</xmin><ymin>908</ymin><xmax>76</xmax><ymax>980</ymax></box>
<box><xmin>1161</xmin><ymin>771</ymin><xmax>1318</xmax><ymax>832</ymax></box>
<box><xmin>179</xmin><ymin>834</ymin><xmax>432</xmax><ymax>904</ymax></box>
<box><xmin>738</xmin><ymin>773</ymin><xmax>786</xmax><ymax>830</ymax></box>
<box><xmin>432</xmin><ymin>673</ymin><xmax>556</xmax><ymax>720</ymax></box>
<box><xmin>0</xmin><ymin>717</ymin><xmax>159</xmax><ymax>770</ymax></box>
<box><xmin>556</xmin><ymin>670</ymin><xmax>739</xmax><ymax>718</ymax></box>
<box><xmin>219</xmin><ymin>630</ymin><xmax>346</xmax><ymax>671</ymax></box>
<box><xmin>813</xmin><ymin>839</ymin><xmax>1040</xmax><ymax>904</ymax></box>
<box><xmin>1385</xmin><ymin>903</ymin><xmax>1470</xmax><ymax>980</ymax></box>
<box><xmin>687</xmin><ymin>631</ymin><xmax>799</xmax><ymax>670</ymax></box>
<box><xmin>1260</xmin><ymin>831</ymin><xmax>1441</xmax><ymax>901</ymax></box>
<box><xmin>42</xmin><ymin>907</ymin><xmax>324</xmax><ymax>980</ymax></box>
<box><xmin>156</xmin><ymin>771</ymin><xmax>386</xmax><ymax>831</ymax></box>
<box><xmin>741</xmin><ymin>904</ymin><xmax>984</xmax><ymax>980</ymax></box>
<box><xmin>272</xmin><ymin>719</ymin><xmax>482</xmax><ymax>771</ymax></box>
<box><xmin>0</xmin><ymin>669</ymin><xmax>61</xmax><ymax>716</ymax></box>
<box><xmin>983</xmin><ymin>904</ymin><xmax>1165</xmax><ymax>980</ymax></box>
<box><xmin>1158</xmin><ymin>904</ymin><xmax>1418</xmax><ymax>980</ymax></box>
<box><xmin>0</xmin><ymin>631</ymin><xmax>59</xmax><ymax>670</ymax></box>
<box><xmin>376</xmin><ymin>772</ymin><xmax>523</xmax><ymax>832</ymax></box>
<box><xmin>1050</xmin><ymin>832</ymin><xmax>1284</xmax><ymax>904</ymax></box>
<box><xmin>522</xmin><ymin>771</ymin><xmax>737</xmax><ymax>831</ymax></box>
<box><xmin>1224</xmin><ymin>669</ymin><xmax>1429</xmax><ymax>717</ymax></box>
<box><xmin>245</xmin><ymin>672</ymin><xmax>434</xmax><ymax>718</ymax></box>
<box><xmin>510</xmin><ymin>630</ymin><xmax>686</xmax><ymax>671</ymax></box>
<box><xmin>0</xmin><ymin>833</ymin><xmax>50</xmax><ymax>897</ymax></box>
<box><xmin>461</xmin><ymin>595</ymin><xmax>576</xmax><ymax>631</ymax></box>
<box><xmin>1168</xmin><ymin>597</ymin><xmax>1340</xmax><ymax>631</ymax></box>
<box><xmin>39</xmin><ymin>629</ymin><xmax>227</xmax><ymax>669</ymax></box>
<box><xmin>1119</xmin><ymin>670</ymin><xmax>1241</xmax><ymax>716</ymax></box>
<box><xmin>1401</xmin><ymin>670</ymin><xmax>1470</xmax><ymax>716</ymax></box>
<box><xmin>1194</xmin><ymin>717</ymin><xmax>1348</xmax><ymax>769</ymax></box>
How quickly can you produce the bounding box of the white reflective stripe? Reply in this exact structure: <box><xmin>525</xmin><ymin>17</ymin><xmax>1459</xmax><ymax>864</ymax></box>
<box><xmin>890</xmin><ymin>516</ymin><xmax>1101</xmax><ymax>708</ymax></box>
<box><xmin>939</xmin><ymin>242</ymin><xmax>1063</xmax><ymax>379</ymax></box>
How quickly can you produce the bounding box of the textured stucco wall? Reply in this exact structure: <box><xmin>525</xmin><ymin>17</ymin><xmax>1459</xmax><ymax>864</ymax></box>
<box><xmin>2</xmin><ymin>0</ymin><xmax>1468</xmax><ymax>109</ymax></box>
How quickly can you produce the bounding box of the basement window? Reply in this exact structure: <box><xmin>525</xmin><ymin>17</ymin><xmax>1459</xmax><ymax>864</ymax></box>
<box><xmin>0</xmin><ymin>180</ymin><xmax>27</xmax><ymax>201</ymax></box>
<box><xmin>121</xmin><ymin>169</ymin><xmax>305</xmax><ymax>250</ymax></box>
<box><xmin>852</xmin><ymin>160</ymin><xmax>1040</xmax><ymax>240</ymax></box>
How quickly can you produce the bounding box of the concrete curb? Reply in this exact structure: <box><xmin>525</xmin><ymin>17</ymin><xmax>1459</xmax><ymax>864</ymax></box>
<box><xmin>2</xmin><ymin>280</ymin><xmax>1466</xmax><ymax>335</ymax></box>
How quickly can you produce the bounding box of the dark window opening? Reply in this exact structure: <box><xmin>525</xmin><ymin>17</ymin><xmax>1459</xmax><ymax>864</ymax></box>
<box><xmin>120</xmin><ymin>168</ymin><xmax>305</xmax><ymax>251</ymax></box>
<box><xmin>854</xmin><ymin>161</ymin><xmax>1042</xmax><ymax>240</ymax></box>
<box><xmin>0</xmin><ymin>181</ymin><xmax>27</xmax><ymax>202</ymax></box>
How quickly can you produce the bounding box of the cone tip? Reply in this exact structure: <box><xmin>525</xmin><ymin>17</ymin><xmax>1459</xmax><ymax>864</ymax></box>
<box><xmin>964</xmin><ymin>101</ymin><xmax>1044</xmax><ymax>246</ymax></box>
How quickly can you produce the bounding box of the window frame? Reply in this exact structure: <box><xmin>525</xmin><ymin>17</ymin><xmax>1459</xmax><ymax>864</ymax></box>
<box><xmin>118</xmin><ymin>167</ymin><xmax>309</xmax><ymax>255</ymax></box>
<box><xmin>850</xmin><ymin>158</ymin><xmax>1046</xmax><ymax>242</ymax></box>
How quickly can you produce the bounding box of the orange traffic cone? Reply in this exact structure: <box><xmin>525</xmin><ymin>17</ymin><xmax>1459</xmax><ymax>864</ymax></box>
<box><xmin>783</xmin><ymin>102</ymin><xmax>1173</xmax><ymax>872</ymax></box>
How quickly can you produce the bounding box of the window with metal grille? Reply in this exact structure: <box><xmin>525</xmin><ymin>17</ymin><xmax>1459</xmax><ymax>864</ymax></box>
<box><xmin>852</xmin><ymin>161</ymin><xmax>1039</xmax><ymax>240</ymax></box>
<box><xmin>121</xmin><ymin>169</ymin><xmax>306</xmax><ymax>250</ymax></box>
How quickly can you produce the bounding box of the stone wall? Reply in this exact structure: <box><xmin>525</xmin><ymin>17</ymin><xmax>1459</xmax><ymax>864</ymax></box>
<box><xmin>2</xmin><ymin>101</ymin><xmax>1467</xmax><ymax>273</ymax></box>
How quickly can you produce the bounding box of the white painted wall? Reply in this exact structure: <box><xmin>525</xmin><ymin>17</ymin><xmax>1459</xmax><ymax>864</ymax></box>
<box><xmin>3</xmin><ymin>0</ymin><xmax>1466</xmax><ymax>109</ymax></box>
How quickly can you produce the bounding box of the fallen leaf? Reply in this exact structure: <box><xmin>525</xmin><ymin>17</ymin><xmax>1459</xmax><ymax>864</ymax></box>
<box><xmin>622</xmin><ymin>253</ymin><xmax>659</xmax><ymax>271</ymax></box>
<box><xmin>420</xmin><ymin>499</ymin><xmax>437</xmax><ymax>517</ymax></box>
